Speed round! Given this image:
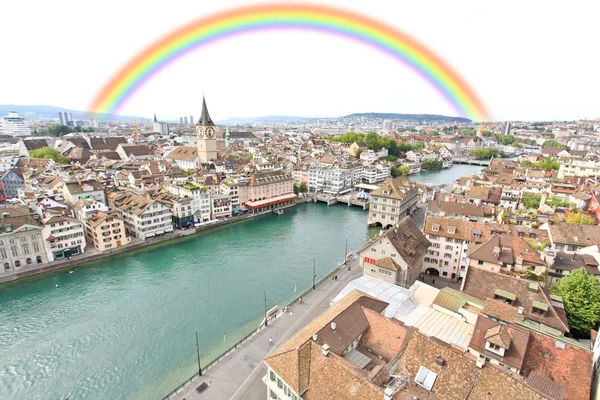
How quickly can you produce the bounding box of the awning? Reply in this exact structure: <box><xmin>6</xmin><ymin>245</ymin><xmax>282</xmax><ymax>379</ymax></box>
<box><xmin>245</xmin><ymin>193</ymin><xmax>298</xmax><ymax>210</ymax></box>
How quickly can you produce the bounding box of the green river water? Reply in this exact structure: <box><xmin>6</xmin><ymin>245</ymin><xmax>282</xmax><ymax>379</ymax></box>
<box><xmin>0</xmin><ymin>166</ymin><xmax>481</xmax><ymax>400</ymax></box>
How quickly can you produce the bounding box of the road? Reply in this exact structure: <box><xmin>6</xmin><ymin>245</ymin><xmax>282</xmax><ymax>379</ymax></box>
<box><xmin>171</xmin><ymin>258</ymin><xmax>362</xmax><ymax>400</ymax></box>
<box><xmin>410</xmin><ymin>202</ymin><xmax>428</xmax><ymax>230</ymax></box>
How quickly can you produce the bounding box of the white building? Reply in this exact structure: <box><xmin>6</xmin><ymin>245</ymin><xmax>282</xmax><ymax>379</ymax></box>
<box><xmin>359</xmin><ymin>148</ymin><xmax>388</xmax><ymax>163</ymax></box>
<box><xmin>166</xmin><ymin>183</ymin><xmax>211</xmax><ymax>222</ymax></box>
<box><xmin>41</xmin><ymin>216</ymin><xmax>87</xmax><ymax>260</ymax></box>
<box><xmin>0</xmin><ymin>207</ymin><xmax>48</xmax><ymax>273</ymax></box>
<box><xmin>361</xmin><ymin>164</ymin><xmax>391</xmax><ymax>184</ymax></box>
<box><xmin>0</xmin><ymin>111</ymin><xmax>31</xmax><ymax>137</ymax></box>
<box><xmin>109</xmin><ymin>192</ymin><xmax>173</xmax><ymax>240</ymax></box>
<box><xmin>63</xmin><ymin>180</ymin><xmax>106</xmax><ymax>206</ymax></box>
<box><xmin>309</xmin><ymin>167</ymin><xmax>352</xmax><ymax>194</ymax></box>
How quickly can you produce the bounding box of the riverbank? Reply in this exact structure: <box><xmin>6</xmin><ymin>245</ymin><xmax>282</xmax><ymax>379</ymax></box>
<box><xmin>0</xmin><ymin>198</ymin><xmax>311</xmax><ymax>286</ymax></box>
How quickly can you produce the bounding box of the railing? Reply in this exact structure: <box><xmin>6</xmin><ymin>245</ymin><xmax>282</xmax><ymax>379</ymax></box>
<box><xmin>159</xmin><ymin>262</ymin><xmax>345</xmax><ymax>400</ymax></box>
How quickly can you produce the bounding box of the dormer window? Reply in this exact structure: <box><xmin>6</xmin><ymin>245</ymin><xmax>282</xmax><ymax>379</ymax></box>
<box><xmin>448</xmin><ymin>226</ymin><xmax>456</xmax><ymax>234</ymax></box>
<box><xmin>432</xmin><ymin>224</ymin><xmax>440</xmax><ymax>232</ymax></box>
<box><xmin>472</xmin><ymin>228</ymin><xmax>482</xmax><ymax>239</ymax></box>
<box><xmin>494</xmin><ymin>289</ymin><xmax>516</xmax><ymax>304</ymax></box>
<box><xmin>532</xmin><ymin>301</ymin><xmax>548</xmax><ymax>315</ymax></box>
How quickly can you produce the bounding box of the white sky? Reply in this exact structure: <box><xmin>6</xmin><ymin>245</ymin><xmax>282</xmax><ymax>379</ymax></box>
<box><xmin>2</xmin><ymin>0</ymin><xmax>598</xmax><ymax>122</ymax></box>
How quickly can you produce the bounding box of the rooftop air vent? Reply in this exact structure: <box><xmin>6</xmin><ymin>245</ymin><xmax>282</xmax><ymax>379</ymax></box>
<box><xmin>435</xmin><ymin>356</ymin><xmax>445</xmax><ymax>367</ymax></box>
<box><xmin>312</xmin><ymin>334</ymin><xmax>318</xmax><ymax>342</ymax></box>
<box><xmin>321</xmin><ymin>343</ymin><xmax>330</xmax><ymax>357</ymax></box>
<box><xmin>331</xmin><ymin>322</ymin><xmax>336</xmax><ymax>331</ymax></box>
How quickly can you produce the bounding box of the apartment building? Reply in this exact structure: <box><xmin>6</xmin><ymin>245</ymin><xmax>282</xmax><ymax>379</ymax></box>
<box><xmin>1</xmin><ymin>169</ymin><xmax>25</xmax><ymax>198</ymax></box>
<box><xmin>166</xmin><ymin>183</ymin><xmax>211</xmax><ymax>223</ymax></box>
<box><xmin>220</xmin><ymin>179</ymin><xmax>241</xmax><ymax>210</ymax></box>
<box><xmin>154</xmin><ymin>192</ymin><xmax>194</xmax><ymax>228</ymax></box>
<box><xmin>368</xmin><ymin>175</ymin><xmax>418</xmax><ymax>228</ymax></box>
<box><xmin>109</xmin><ymin>192</ymin><xmax>173</xmax><ymax>240</ymax></box>
<box><xmin>467</xmin><ymin>234</ymin><xmax>546</xmax><ymax>275</ymax></box>
<box><xmin>63</xmin><ymin>180</ymin><xmax>106</xmax><ymax>205</ymax></box>
<box><xmin>357</xmin><ymin>216</ymin><xmax>430</xmax><ymax>287</ymax></box>
<box><xmin>41</xmin><ymin>216</ymin><xmax>86</xmax><ymax>260</ymax></box>
<box><xmin>85</xmin><ymin>211</ymin><xmax>130</xmax><ymax>251</ymax></box>
<box><xmin>210</xmin><ymin>194</ymin><xmax>232</xmax><ymax>219</ymax></box>
<box><xmin>361</xmin><ymin>163</ymin><xmax>391</xmax><ymax>184</ymax></box>
<box><xmin>0</xmin><ymin>207</ymin><xmax>47</xmax><ymax>273</ymax></box>
<box><xmin>309</xmin><ymin>167</ymin><xmax>352</xmax><ymax>194</ymax></box>
<box><xmin>558</xmin><ymin>159</ymin><xmax>600</xmax><ymax>179</ymax></box>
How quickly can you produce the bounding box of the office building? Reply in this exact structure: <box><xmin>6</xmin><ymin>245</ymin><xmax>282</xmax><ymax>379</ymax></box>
<box><xmin>0</xmin><ymin>111</ymin><xmax>31</xmax><ymax>136</ymax></box>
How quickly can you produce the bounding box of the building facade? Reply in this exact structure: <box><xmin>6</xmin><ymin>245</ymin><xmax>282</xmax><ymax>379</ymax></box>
<box><xmin>110</xmin><ymin>193</ymin><xmax>174</xmax><ymax>240</ymax></box>
<box><xmin>41</xmin><ymin>216</ymin><xmax>86</xmax><ymax>260</ymax></box>
<box><xmin>85</xmin><ymin>211</ymin><xmax>130</xmax><ymax>251</ymax></box>
<box><xmin>0</xmin><ymin>208</ymin><xmax>47</xmax><ymax>273</ymax></box>
<box><xmin>0</xmin><ymin>111</ymin><xmax>31</xmax><ymax>136</ymax></box>
<box><xmin>368</xmin><ymin>176</ymin><xmax>418</xmax><ymax>228</ymax></box>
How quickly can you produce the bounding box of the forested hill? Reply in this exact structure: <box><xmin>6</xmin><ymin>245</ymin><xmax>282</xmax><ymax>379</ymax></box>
<box><xmin>345</xmin><ymin>113</ymin><xmax>471</xmax><ymax>123</ymax></box>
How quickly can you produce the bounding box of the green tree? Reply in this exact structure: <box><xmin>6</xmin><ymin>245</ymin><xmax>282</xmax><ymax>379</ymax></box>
<box><xmin>542</xmin><ymin>140</ymin><xmax>564</xmax><ymax>149</ymax></box>
<box><xmin>422</xmin><ymin>159</ymin><xmax>443</xmax><ymax>169</ymax></box>
<box><xmin>293</xmin><ymin>184</ymin><xmax>299</xmax><ymax>195</ymax></box>
<box><xmin>379</xmin><ymin>155</ymin><xmax>398</xmax><ymax>162</ymax></box>
<box><xmin>29</xmin><ymin>147</ymin><xmax>69</xmax><ymax>164</ymax></box>
<box><xmin>246</xmin><ymin>154</ymin><xmax>253</xmax><ymax>160</ymax></box>
<box><xmin>550</xmin><ymin>268</ymin><xmax>600</xmax><ymax>337</ymax></box>
<box><xmin>471</xmin><ymin>148</ymin><xmax>498</xmax><ymax>160</ymax></box>
<box><xmin>429</xmin><ymin>130</ymin><xmax>439</xmax><ymax>137</ymax></box>
<box><xmin>537</xmin><ymin>157</ymin><xmax>560</xmax><ymax>171</ymax></box>
<box><xmin>365</xmin><ymin>132</ymin><xmax>382</xmax><ymax>150</ymax></box>
<box><xmin>566</xmin><ymin>211</ymin><xmax>596</xmax><ymax>225</ymax></box>
<box><xmin>521</xmin><ymin>193</ymin><xmax>542</xmax><ymax>209</ymax></box>
<box><xmin>545</xmin><ymin>196</ymin><xmax>569</xmax><ymax>208</ymax></box>
<box><xmin>398</xmin><ymin>165</ymin><xmax>411</xmax><ymax>175</ymax></box>
<box><xmin>298</xmin><ymin>182</ymin><xmax>308</xmax><ymax>193</ymax></box>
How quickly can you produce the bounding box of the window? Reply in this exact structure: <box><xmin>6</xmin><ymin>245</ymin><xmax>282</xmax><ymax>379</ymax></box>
<box><xmin>414</xmin><ymin>366</ymin><xmax>438</xmax><ymax>391</ymax></box>
<box><xmin>381</xmin><ymin>250</ymin><xmax>385</xmax><ymax>255</ymax></box>
<box><xmin>432</xmin><ymin>243</ymin><xmax>440</xmax><ymax>249</ymax></box>
<box><xmin>391</xmin><ymin>253</ymin><xmax>397</xmax><ymax>258</ymax></box>
<box><xmin>478</xmin><ymin>260</ymin><xmax>484</xmax><ymax>265</ymax></box>
<box><xmin>371</xmin><ymin>248</ymin><xmax>376</xmax><ymax>253</ymax></box>
<box><xmin>442</xmin><ymin>271</ymin><xmax>448</xmax><ymax>276</ymax></box>
<box><xmin>379</xmin><ymin>268</ymin><xmax>393</xmax><ymax>277</ymax></box>
<box><xmin>270</xmin><ymin>389</ymin><xmax>279</xmax><ymax>400</ymax></box>
<box><xmin>270</xmin><ymin>370</ymin><xmax>276</xmax><ymax>382</ymax></box>
<box><xmin>11</xmin><ymin>248</ymin><xmax>18</xmax><ymax>257</ymax></box>
<box><xmin>489</xmin><ymin>343</ymin><xmax>501</xmax><ymax>351</ymax></box>
<box><xmin>36</xmin><ymin>256</ymin><xmax>42</xmax><ymax>264</ymax></box>
<box><xmin>277</xmin><ymin>378</ymin><xmax>283</xmax><ymax>389</ymax></box>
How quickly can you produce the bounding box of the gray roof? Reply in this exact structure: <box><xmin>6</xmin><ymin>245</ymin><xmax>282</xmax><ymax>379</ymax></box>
<box><xmin>197</xmin><ymin>97</ymin><xmax>215</xmax><ymax>127</ymax></box>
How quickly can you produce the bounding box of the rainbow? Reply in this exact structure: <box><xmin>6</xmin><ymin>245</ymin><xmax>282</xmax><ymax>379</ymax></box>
<box><xmin>90</xmin><ymin>3</ymin><xmax>490</xmax><ymax>121</ymax></box>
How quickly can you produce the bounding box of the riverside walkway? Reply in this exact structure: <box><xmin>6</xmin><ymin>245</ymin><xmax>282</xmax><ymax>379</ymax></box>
<box><xmin>171</xmin><ymin>258</ymin><xmax>362</xmax><ymax>400</ymax></box>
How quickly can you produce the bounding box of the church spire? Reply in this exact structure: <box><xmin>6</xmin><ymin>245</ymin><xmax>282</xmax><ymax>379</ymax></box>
<box><xmin>225</xmin><ymin>125</ymin><xmax>230</xmax><ymax>148</ymax></box>
<box><xmin>198</xmin><ymin>96</ymin><xmax>215</xmax><ymax>127</ymax></box>
<box><xmin>153</xmin><ymin>113</ymin><xmax>157</xmax><ymax>123</ymax></box>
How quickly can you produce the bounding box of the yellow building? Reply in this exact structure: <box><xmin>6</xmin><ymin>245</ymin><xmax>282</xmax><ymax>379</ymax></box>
<box><xmin>85</xmin><ymin>211</ymin><xmax>130</xmax><ymax>251</ymax></box>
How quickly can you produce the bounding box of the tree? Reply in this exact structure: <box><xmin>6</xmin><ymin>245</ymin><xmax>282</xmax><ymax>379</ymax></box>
<box><xmin>537</xmin><ymin>157</ymin><xmax>560</xmax><ymax>171</ymax></box>
<box><xmin>429</xmin><ymin>130</ymin><xmax>439</xmax><ymax>137</ymax></box>
<box><xmin>246</xmin><ymin>154</ymin><xmax>253</xmax><ymax>160</ymax></box>
<box><xmin>29</xmin><ymin>147</ymin><xmax>69</xmax><ymax>164</ymax></box>
<box><xmin>566</xmin><ymin>211</ymin><xmax>596</xmax><ymax>225</ymax></box>
<box><xmin>293</xmin><ymin>184</ymin><xmax>299</xmax><ymax>195</ymax></box>
<box><xmin>471</xmin><ymin>148</ymin><xmax>498</xmax><ymax>160</ymax></box>
<box><xmin>379</xmin><ymin>155</ymin><xmax>398</xmax><ymax>162</ymax></box>
<box><xmin>298</xmin><ymin>182</ymin><xmax>308</xmax><ymax>193</ymax></box>
<box><xmin>521</xmin><ymin>193</ymin><xmax>542</xmax><ymax>209</ymax></box>
<box><xmin>550</xmin><ymin>268</ymin><xmax>600</xmax><ymax>337</ymax></box>
<box><xmin>365</xmin><ymin>132</ymin><xmax>382</xmax><ymax>150</ymax></box>
<box><xmin>422</xmin><ymin>159</ymin><xmax>443</xmax><ymax>170</ymax></box>
<box><xmin>398</xmin><ymin>165</ymin><xmax>411</xmax><ymax>175</ymax></box>
<box><xmin>542</xmin><ymin>140</ymin><xmax>564</xmax><ymax>149</ymax></box>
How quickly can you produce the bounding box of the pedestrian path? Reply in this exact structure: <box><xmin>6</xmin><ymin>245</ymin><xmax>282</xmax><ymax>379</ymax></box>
<box><xmin>172</xmin><ymin>259</ymin><xmax>362</xmax><ymax>400</ymax></box>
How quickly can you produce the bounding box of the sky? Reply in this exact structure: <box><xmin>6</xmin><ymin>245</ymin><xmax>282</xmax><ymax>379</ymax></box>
<box><xmin>1</xmin><ymin>0</ymin><xmax>598</xmax><ymax>122</ymax></box>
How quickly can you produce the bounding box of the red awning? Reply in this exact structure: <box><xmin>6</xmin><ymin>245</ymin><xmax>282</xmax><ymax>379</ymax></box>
<box><xmin>245</xmin><ymin>194</ymin><xmax>298</xmax><ymax>210</ymax></box>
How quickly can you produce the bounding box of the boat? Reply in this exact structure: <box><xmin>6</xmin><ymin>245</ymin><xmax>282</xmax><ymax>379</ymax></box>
<box><xmin>273</xmin><ymin>209</ymin><xmax>284</xmax><ymax>215</ymax></box>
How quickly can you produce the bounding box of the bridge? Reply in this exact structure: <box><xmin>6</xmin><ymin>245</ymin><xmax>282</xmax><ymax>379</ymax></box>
<box><xmin>313</xmin><ymin>193</ymin><xmax>370</xmax><ymax>210</ymax></box>
<box><xmin>452</xmin><ymin>157</ymin><xmax>491</xmax><ymax>166</ymax></box>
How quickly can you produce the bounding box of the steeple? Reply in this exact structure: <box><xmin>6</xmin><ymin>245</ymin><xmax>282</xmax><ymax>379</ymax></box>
<box><xmin>198</xmin><ymin>96</ymin><xmax>215</xmax><ymax>127</ymax></box>
<box><xmin>225</xmin><ymin>125</ymin><xmax>230</xmax><ymax>148</ymax></box>
<box><xmin>153</xmin><ymin>113</ymin><xmax>157</xmax><ymax>123</ymax></box>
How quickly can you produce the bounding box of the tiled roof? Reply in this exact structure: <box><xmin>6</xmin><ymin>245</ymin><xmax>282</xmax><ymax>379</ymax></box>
<box><xmin>522</xmin><ymin>330</ymin><xmax>592</xmax><ymax>400</ymax></box>
<box><xmin>65</xmin><ymin>180</ymin><xmax>104</xmax><ymax>195</ymax></box>
<box><xmin>381</xmin><ymin>216</ymin><xmax>430</xmax><ymax>268</ymax></box>
<box><xmin>248</xmin><ymin>170</ymin><xmax>291</xmax><ymax>187</ymax></box>
<box><xmin>462</xmin><ymin>268</ymin><xmax>569</xmax><ymax>333</ymax></box>
<box><xmin>470</xmin><ymin>316</ymin><xmax>530</xmax><ymax>370</ymax></box>
<box><xmin>427</xmin><ymin>200</ymin><xmax>485</xmax><ymax>218</ymax></box>
<box><xmin>374</xmin><ymin>257</ymin><xmax>400</xmax><ymax>271</ymax></box>
<box><xmin>370</xmin><ymin>176</ymin><xmax>417</xmax><ymax>200</ymax></box>
<box><xmin>525</xmin><ymin>373</ymin><xmax>565</xmax><ymax>400</ymax></box>
<box><xmin>549</xmin><ymin>222</ymin><xmax>600</xmax><ymax>247</ymax></box>
<box><xmin>166</xmin><ymin>146</ymin><xmax>198</xmax><ymax>161</ymax></box>
<box><xmin>481</xmin><ymin>298</ymin><xmax>521</xmax><ymax>324</ymax></box>
<box><xmin>468</xmin><ymin>234</ymin><xmax>544</xmax><ymax>266</ymax></box>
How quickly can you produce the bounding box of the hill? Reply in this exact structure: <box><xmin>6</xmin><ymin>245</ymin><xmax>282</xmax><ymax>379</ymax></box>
<box><xmin>345</xmin><ymin>112</ymin><xmax>471</xmax><ymax>123</ymax></box>
<box><xmin>0</xmin><ymin>105</ymin><xmax>141</xmax><ymax>122</ymax></box>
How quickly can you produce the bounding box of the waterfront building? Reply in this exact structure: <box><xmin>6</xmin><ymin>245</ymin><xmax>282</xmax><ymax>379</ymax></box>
<box><xmin>361</xmin><ymin>163</ymin><xmax>391</xmax><ymax>184</ymax></box>
<box><xmin>243</xmin><ymin>170</ymin><xmax>296</xmax><ymax>212</ymax></box>
<box><xmin>0</xmin><ymin>111</ymin><xmax>31</xmax><ymax>136</ymax></box>
<box><xmin>154</xmin><ymin>192</ymin><xmax>194</xmax><ymax>228</ymax></box>
<box><xmin>358</xmin><ymin>216</ymin><xmax>430</xmax><ymax>287</ymax></box>
<box><xmin>309</xmin><ymin>167</ymin><xmax>352</xmax><ymax>194</ymax></box>
<box><xmin>85</xmin><ymin>211</ymin><xmax>130</xmax><ymax>251</ymax></box>
<box><xmin>368</xmin><ymin>175</ymin><xmax>418</xmax><ymax>228</ymax></box>
<box><xmin>152</xmin><ymin>113</ymin><xmax>170</xmax><ymax>135</ymax></box>
<box><xmin>165</xmin><ymin>146</ymin><xmax>199</xmax><ymax>170</ymax></box>
<box><xmin>359</xmin><ymin>148</ymin><xmax>388</xmax><ymax>163</ymax></box>
<box><xmin>63</xmin><ymin>179</ymin><xmax>106</xmax><ymax>205</ymax></box>
<box><xmin>196</xmin><ymin>97</ymin><xmax>217</xmax><ymax>163</ymax></box>
<box><xmin>109</xmin><ymin>192</ymin><xmax>173</xmax><ymax>240</ymax></box>
<box><xmin>0</xmin><ymin>206</ymin><xmax>47</xmax><ymax>273</ymax></box>
<box><xmin>0</xmin><ymin>169</ymin><xmax>25</xmax><ymax>199</ymax></box>
<box><xmin>41</xmin><ymin>216</ymin><xmax>86</xmax><ymax>260</ymax></box>
<box><xmin>210</xmin><ymin>194</ymin><xmax>232</xmax><ymax>219</ymax></box>
<box><xmin>72</xmin><ymin>198</ymin><xmax>110</xmax><ymax>223</ymax></box>
<box><xmin>291</xmin><ymin>163</ymin><xmax>310</xmax><ymax>188</ymax></box>
<box><xmin>220</xmin><ymin>179</ymin><xmax>241</xmax><ymax>210</ymax></box>
<box><xmin>166</xmin><ymin>183</ymin><xmax>211</xmax><ymax>222</ymax></box>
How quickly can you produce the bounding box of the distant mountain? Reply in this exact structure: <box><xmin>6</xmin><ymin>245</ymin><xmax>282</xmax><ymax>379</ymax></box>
<box><xmin>0</xmin><ymin>105</ymin><xmax>142</xmax><ymax>122</ymax></box>
<box><xmin>345</xmin><ymin>113</ymin><xmax>471</xmax><ymax>123</ymax></box>
<box><xmin>217</xmin><ymin>115</ymin><xmax>320</xmax><ymax>124</ymax></box>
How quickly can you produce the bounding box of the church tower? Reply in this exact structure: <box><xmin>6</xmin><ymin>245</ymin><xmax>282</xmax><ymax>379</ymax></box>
<box><xmin>196</xmin><ymin>96</ymin><xmax>217</xmax><ymax>163</ymax></box>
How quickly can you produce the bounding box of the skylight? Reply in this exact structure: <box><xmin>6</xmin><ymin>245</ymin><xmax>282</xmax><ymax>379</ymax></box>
<box><xmin>415</xmin><ymin>366</ymin><xmax>437</xmax><ymax>391</ymax></box>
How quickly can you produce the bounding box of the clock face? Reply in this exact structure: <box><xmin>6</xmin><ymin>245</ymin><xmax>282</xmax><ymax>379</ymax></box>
<box><xmin>196</xmin><ymin>127</ymin><xmax>204</xmax><ymax>139</ymax></box>
<box><xmin>207</xmin><ymin>127</ymin><xmax>214</xmax><ymax>138</ymax></box>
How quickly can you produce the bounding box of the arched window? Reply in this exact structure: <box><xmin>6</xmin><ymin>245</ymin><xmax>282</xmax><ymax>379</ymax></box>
<box><xmin>26</xmin><ymin>258</ymin><xmax>32</xmax><ymax>265</ymax></box>
<box><xmin>36</xmin><ymin>256</ymin><xmax>42</xmax><ymax>264</ymax></box>
<box><xmin>3</xmin><ymin>262</ymin><xmax>9</xmax><ymax>270</ymax></box>
<box><xmin>14</xmin><ymin>260</ymin><xmax>20</xmax><ymax>267</ymax></box>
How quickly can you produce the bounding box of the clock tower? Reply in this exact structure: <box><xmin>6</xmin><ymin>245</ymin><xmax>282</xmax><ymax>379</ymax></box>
<box><xmin>196</xmin><ymin>96</ymin><xmax>217</xmax><ymax>163</ymax></box>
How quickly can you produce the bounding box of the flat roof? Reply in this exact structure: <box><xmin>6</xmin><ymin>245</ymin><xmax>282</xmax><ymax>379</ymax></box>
<box><xmin>355</xmin><ymin>183</ymin><xmax>380</xmax><ymax>190</ymax></box>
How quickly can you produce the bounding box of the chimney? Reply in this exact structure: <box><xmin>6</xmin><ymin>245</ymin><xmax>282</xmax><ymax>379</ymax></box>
<box><xmin>321</xmin><ymin>343</ymin><xmax>330</xmax><ymax>357</ymax></box>
<box><xmin>312</xmin><ymin>334</ymin><xmax>318</xmax><ymax>342</ymax></box>
<box><xmin>435</xmin><ymin>356</ymin><xmax>445</xmax><ymax>367</ymax></box>
<box><xmin>384</xmin><ymin>387</ymin><xmax>395</xmax><ymax>400</ymax></box>
<box><xmin>331</xmin><ymin>322</ymin><xmax>336</xmax><ymax>331</ymax></box>
<box><xmin>518</xmin><ymin>306</ymin><xmax>525</xmax><ymax>315</ymax></box>
<box><xmin>476</xmin><ymin>358</ymin><xmax>485</xmax><ymax>368</ymax></box>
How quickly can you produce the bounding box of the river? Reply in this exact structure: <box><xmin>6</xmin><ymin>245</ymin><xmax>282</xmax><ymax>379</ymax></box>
<box><xmin>409</xmin><ymin>164</ymin><xmax>483</xmax><ymax>187</ymax></box>
<box><xmin>0</xmin><ymin>165</ymin><xmax>481</xmax><ymax>400</ymax></box>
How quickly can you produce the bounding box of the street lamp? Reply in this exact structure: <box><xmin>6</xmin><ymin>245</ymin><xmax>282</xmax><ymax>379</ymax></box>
<box><xmin>344</xmin><ymin>238</ymin><xmax>348</xmax><ymax>266</ymax></box>
<box><xmin>195</xmin><ymin>330</ymin><xmax>202</xmax><ymax>377</ymax></box>
<box><xmin>313</xmin><ymin>258</ymin><xmax>316</xmax><ymax>290</ymax></box>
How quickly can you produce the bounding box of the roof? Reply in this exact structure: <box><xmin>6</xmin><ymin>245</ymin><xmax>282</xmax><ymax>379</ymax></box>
<box><xmin>553</xmin><ymin>251</ymin><xmax>600</xmax><ymax>275</ymax></box>
<box><xmin>522</xmin><ymin>330</ymin><xmax>592</xmax><ymax>400</ymax></box>
<box><xmin>118</xmin><ymin>144</ymin><xmax>152</xmax><ymax>157</ymax></box>
<box><xmin>481</xmin><ymin>298</ymin><xmax>521</xmax><ymax>324</ymax></box>
<box><xmin>549</xmin><ymin>222</ymin><xmax>600</xmax><ymax>247</ymax></box>
<box><xmin>88</xmin><ymin>137</ymin><xmax>127</xmax><ymax>150</ymax></box>
<box><xmin>64</xmin><ymin>180</ymin><xmax>104</xmax><ymax>195</ymax></box>
<box><xmin>197</xmin><ymin>96</ymin><xmax>215</xmax><ymax>126</ymax></box>
<box><xmin>433</xmin><ymin>287</ymin><xmax>483</xmax><ymax>313</ymax></box>
<box><xmin>400</xmin><ymin>332</ymin><xmax>543</xmax><ymax>400</ymax></box>
<box><xmin>525</xmin><ymin>373</ymin><xmax>565</xmax><ymax>400</ymax></box>
<box><xmin>166</xmin><ymin>146</ymin><xmax>199</xmax><ymax>161</ymax></box>
<box><xmin>427</xmin><ymin>200</ymin><xmax>485</xmax><ymax>218</ymax></box>
<box><xmin>462</xmin><ymin>267</ymin><xmax>569</xmax><ymax>333</ymax></box>
<box><xmin>22</xmin><ymin>138</ymin><xmax>50</xmax><ymax>151</ymax></box>
<box><xmin>470</xmin><ymin>316</ymin><xmax>530</xmax><ymax>370</ymax></box>
<box><xmin>370</xmin><ymin>175</ymin><xmax>417</xmax><ymax>200</ymax></box>
<box><xmin>248</xmin><ymin>170</ymin><xmax>291</xmax><ymax>187</ymax></box>
<box><xmin>377</xmin><ymin>216</ymin><xmax>430</xmax><ymax>267</ymax></box>
<box><xmin>374</xmin><ymin>257</ymin><xmax>400</xmax><ymax>271</ymax></box>
<box><xmin>264</xmin><ymin>290</ymin><xmax>393</xmax><ymax>396</ymax></box>
<box><xmin>468</xmin><ymin>234</ymin><xmax>544</xmax><ymax>266</ymax></box>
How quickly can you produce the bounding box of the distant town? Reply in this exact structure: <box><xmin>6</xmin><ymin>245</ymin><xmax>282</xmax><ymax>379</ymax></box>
<box><xmin>1</xmin><ymin>102</ymin><xmax>600</xmax><ymax>400</ymax></box>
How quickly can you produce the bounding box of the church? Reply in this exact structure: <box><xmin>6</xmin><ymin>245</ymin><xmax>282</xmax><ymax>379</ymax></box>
<box><xmin>196</xmin><ymin>97</ymin><xmax>218</xmax><ymax>163</ymax></box>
